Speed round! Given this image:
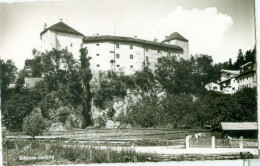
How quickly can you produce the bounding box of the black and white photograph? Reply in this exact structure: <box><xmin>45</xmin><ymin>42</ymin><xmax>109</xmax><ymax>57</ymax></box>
<box><xmin>0</xmin><ymin>0</ymin><xmax>259</xmax><ymax>165</ymax></box>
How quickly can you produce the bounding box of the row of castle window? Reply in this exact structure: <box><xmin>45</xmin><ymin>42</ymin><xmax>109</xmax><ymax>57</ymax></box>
<box><xmin>116</xmin><ymin>43</ymin><xmax>133</xmax><ymax>49</ymax></box>
<box><xmin>96</xmin><ymin>53</ymin><xmax>148</xmax><ymax>61</ymax></box>
<box><xmin>96</xmin><ymin>64</ymin><xmax>133</xmax><ymax>68</ymax></box>
<box><xmin>95</xmin><ymin>43</ymin><xmax>169</xmax><ymax>54</ymax></box>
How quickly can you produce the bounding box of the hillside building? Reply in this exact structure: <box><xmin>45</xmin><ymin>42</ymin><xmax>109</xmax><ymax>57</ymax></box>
<box><xmin>205</xmin><ymin>82</ymin><xmax>222</xmax><ymax>93</ymax></box>
<box><xmin>40</xmin><ymin>21</ymin><xmax>189</xmax><ymax>75</ymax></box>
<box><xmin>221</xmin><ymin>122</ymin><xmax>258</xmax><ymax>139</ymax></box>
<box><xmin>205</xmin><ymin>62</ymin><xmax>256</xmax><ymax>94</ymax></box>
<box><xmin>237</xmin><ymin>62</ymin><xmax>257</xmax><ymax>90</ymax></box>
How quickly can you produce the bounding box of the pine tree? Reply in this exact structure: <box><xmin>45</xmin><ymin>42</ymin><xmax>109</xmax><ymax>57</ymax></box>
<box><xmin>79</xmin><ymin>47</ymin><xmax>93</xmax><ymax>128</ymax></box>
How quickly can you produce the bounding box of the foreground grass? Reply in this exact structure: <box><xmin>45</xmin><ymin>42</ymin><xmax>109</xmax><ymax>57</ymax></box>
<box><xmin>3</xmin><ymin>139</ymin><xmax>162</xmax><ymax>165</ymax></box>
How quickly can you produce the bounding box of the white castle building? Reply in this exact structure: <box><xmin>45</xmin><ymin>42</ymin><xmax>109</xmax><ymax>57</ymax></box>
<box><xmin>40</xmin><ymin>21</ymin><xmax>189</xmax><ymax>75</ymax></box>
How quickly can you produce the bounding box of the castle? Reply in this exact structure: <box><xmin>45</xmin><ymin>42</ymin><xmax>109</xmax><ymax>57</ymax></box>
<box><xmin>40</xmin><ymin>21</ymin><xmax>189</xmax><ymax>75</ymax></box>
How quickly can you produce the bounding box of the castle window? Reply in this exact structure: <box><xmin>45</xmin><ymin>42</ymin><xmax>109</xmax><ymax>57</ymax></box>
<box><xmin>70</xmin><ymin>43</ymin><xmax>73</xmax><ymax>47</ymax></box>
<box><xmin>130</xmin><ymin>54</ymin><xmax>133</xmax><ymax>59</ymax></box>
<box><xmin>130</xmin><ymin>65</ymin><xmax>133</xmax><ymax>68</ymax></box>
<box><xmin>116</xmin><ymin>43</ymin><xmax>119</xmax><ymax>48</ymax></box>
<box><xmin>117</xmin><ymin>65</ymin><xmax>120</xmax><ymax>67</ymax></box>
<box><xmin>116</xmin><ymin>54</ymin><xmax>120</xmax><ymax>58</ymax></box>
<box><xmin>96</xmin><ymin>54</ymin><xmax>99</xmax><ymax>56</ymax></box>
<box><xmin>97</xmin><ymin>64</ymin><xmax>100</xmax><ymax>67</ymax></box>
<box><xmin>158</xmin><ymin>49</ymin><xmax>161</xmax><ymax>53</ymax></box>
<box><xmin>96</xmin><ymin>43</ymin><xmax>99</xmax><ymax>46</ymax></box>
<box><xmin>146</xmin><ymin>48</ymin><xmax>148</xmax><ymax>52</ymax></box>
<box><xmin>146</xmin><ymin>56</ymin><xmax>149</xmax><ymax>61</ymax></box>
<box><xmin>130</xmin><ymin>45</ymin><xmax>133</xmax><ymax>49</ymax></box>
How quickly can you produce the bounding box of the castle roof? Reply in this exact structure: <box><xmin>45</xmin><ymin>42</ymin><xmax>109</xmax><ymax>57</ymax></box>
<box><xmin>40</xmin><ymin>21</ymin><xmax>84</xmax><ymax>37</ymax></box>
<box><xmin>162</xmin><ymin>32</ymin><xmax>188</xmax><ymax>42</ymax></box>
<box><xmin>83</xmin><ymin>35</ymin><xmax>183</xmax><ymax>51</ymax></box>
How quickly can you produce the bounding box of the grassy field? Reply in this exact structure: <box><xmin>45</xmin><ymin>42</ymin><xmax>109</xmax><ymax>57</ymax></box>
<box><xmin>5</xmin><ymin>128</ymin><xmax>211</xmax><ymax>147</ymax></box>
<box><xmin>3</xmin><ymin>128</ymin><xmax>258</xmax><ymax>165</ymax></box>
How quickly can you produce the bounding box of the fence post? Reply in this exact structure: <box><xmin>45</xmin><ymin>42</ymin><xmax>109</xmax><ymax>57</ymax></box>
<box><xmin>15</xmin><ymin>138</ymin><xmax>19</xmax><ymax>153</ymax></box>
<box><xmin>107</xmin><ymin>150</ymin><xmax>110</xmax><ymax>162</ymax></box>
<box><xmin>90</xmin><ymin>150</ymin><xmax>92</xmax><ymax>161</ymax></box>
<box><xmin>186</xmin><ymin>135</ymin><xmax>191</xmax><ymax>149</ymax></box>
<box><xmin>211</xmin><ymin>136</ymin><xmax>215</xmax><ymax>148</ymax></box>
<box><xmin>6</xmin><ymin>138</ymin><xmax>8</xmax><ymax>166</ymax></box>
<box><xmin>134</xmin><ymin>156</ymin><xmax>137</xmax><ymax>163</ymax></box>
<box><xmin>240</xmin><ymin>136</ymin><xmax>243</xmax><ymax>149</ymax></box>
<box><xmin>55</xmin><ymin>148</ymin><xmax>58</xmax><ymax>164</ymax></box>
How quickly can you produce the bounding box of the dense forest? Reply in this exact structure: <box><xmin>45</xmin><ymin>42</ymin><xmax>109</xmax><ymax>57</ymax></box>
<box><xmin>0</xmin><ymin>47</ymin><xmax>257</xmax><ymax>135</ymax></box>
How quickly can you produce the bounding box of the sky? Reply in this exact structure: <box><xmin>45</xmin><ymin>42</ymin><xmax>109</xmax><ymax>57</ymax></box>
<box><xmin>0</xmin><ymin>0</ymin><xmax>256</xmax><ymax>69</ymax></box>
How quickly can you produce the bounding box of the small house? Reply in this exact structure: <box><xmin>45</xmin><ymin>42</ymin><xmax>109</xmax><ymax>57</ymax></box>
<box><xmin>221</xmin><ymin>122</ymin><xmax>258</xmax><ymax>139</ymax></box>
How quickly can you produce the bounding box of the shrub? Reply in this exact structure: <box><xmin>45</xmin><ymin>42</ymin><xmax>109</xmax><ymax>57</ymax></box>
<box><xmin>22</xmin><ymin>111</ymin><xmax>46</xmax><ymax>138</ymax></box>
<box><xmin>95</xmin><ymin>116</ymin><xmax>106</xmax><ymax>128</ymax></box>
<box><xmin>58</xmin><ymin>107</ymin><xmax>71</xmax><ymax>125</ymax></box>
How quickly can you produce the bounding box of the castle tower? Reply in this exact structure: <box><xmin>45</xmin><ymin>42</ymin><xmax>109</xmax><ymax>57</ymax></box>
<box><xmin>162</xmin><ymin>32</ymin><xmax>189</xmax><ymax>60</ymax></box>
<box><xmin>40</xmin><ymin>20</ymin><xmax>84</xmax><ymax>59</ymax></box>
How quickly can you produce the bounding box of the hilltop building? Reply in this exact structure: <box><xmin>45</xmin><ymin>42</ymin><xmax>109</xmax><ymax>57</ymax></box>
<box><xmin>40</xmin><ymin>21</ymin><xmax>189</xmax><ymax>75</ymax></box>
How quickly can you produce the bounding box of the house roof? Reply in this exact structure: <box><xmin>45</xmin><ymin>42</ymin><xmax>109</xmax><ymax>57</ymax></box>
<box><xmin>40</xmin><ymin>22</ymin><xmax>84</xmax><ymax>37</ymax></box>
<box><xmin>220</xmin><ymin>75</ymin><xmax>236</xmax><ymax>84</ymax></box>
<box><xmin>240</xmin><ymin>62</ymin><xmax>253</xmax><ymax>68</ymax></box>
<box><xmin>83</xmin><ymin>35</ymin><xmax>184</xmax><ymax>51</ymax></box>
<box><xmin>162</xmin><ymin>32</ymin><xmax>188</xmax><ymax>42</ymax></box>
<box><xmin>236</xmin><ymin>69</ymin><xmax>256</xmax><ymax>78</ymax></box>
<box><xmin>205</xmin><ymin>82</ymin><xmax>222</xmax><ymax>86</ymax></box>
<box><xmin>220</xmin><ymin>70</ymin><xmax>240</xmax><ymax>75</ymax></box>
<box><xmin>221</xmin><ymin>122</ymin><xmax>258</xmax><ymax>130</ymax></box>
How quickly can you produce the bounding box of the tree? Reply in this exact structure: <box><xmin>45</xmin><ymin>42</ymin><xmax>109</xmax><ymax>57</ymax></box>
<box><xmin>24</xmin><ymin>48</ymin><xmax>77</xmax><ymax>92</ymax></box>
<box><xmin>23</xmin><ymin>111</ymin><xmax>46</xmax><ymax>138</ymax></box>
<box><xmin>134</xmin><ymin>66</ymin><xmax>156</xmax><ymax>93</ymax></box>
<box><xmin>0</xmin><ymin>59</ymin><xmax>17</xmax><ymax>103</ymax></box>
<box><xmin>2</xmin><ymin>89</ymin><xmax>43</xmax><ymax>131</ymax></box>
<box><xmin>244</xmin><ymin>47</ymin><xmax>256</xmax><ymax>63</ymax></box>
<box><xmin>197</xmin><ymin>87</ymin><xmax>257</xmax><ymax>131</ymax></box>
<box><xmin>15</xmin><ymin>69</ymin><xmax>31</xmax><ymax>92</ymax></box>
<box><xmin>190</xmin><ymin>54</ymin><xmax>214</xmax><ymax>94</ymax></box>
<box><xmin>93</xmin><ymin>71</ymin><xmax>129</xmax><ymax>110</ymax></box>
<box><xmin>24</xmin><ymin>49</ymin><xmax>43</xmax><ymax>77</ymax></box>
<box><xmin>233</xmin><ymin>49</ymin><xmax>245</xmax><ymax>69</ymax></box>
<box><xmin>233</xmin><ymin>87</ymin><xmax>257</xmax><ymax>122</ymax></box>
<box><xmin>128</xmin><ymin>95</ymin><xmax>162</xmax><ymax>127</ymax></box>
<box><xmin>155</xmin><ymin>55</ymin><xmax>195</xmax><ymax>95</ymax></box>
<box><xmin>79</xmin><ymin>47</ymin><xmax>93</xmax><ymax>128</ymax></box>
<box><xmin>161</xmin><ymin>94</ymin><xmax>196</xmax><ymax>128</ymax></box>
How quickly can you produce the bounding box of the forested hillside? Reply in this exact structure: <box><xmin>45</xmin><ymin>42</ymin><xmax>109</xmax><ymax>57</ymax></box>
<box><xmin>1</xmin><ymin>47</ymin><xmax>256</xmax><ymax>134</ymax></box>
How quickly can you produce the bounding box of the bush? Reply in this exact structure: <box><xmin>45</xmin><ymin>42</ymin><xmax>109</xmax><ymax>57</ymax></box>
<box><xmin>22</xmin><ymin>111</ymin><xmax>46</xmax><ymax>138</ymax></box>
<box><xmin>95</xmin><ymin>116</ymin><xmax>106</xmax><ymax>128</ymax></box>
<box><xmin>58</xmin><ymin>107</ymin><xmax>71</xmax><ymax>125</ymax></box>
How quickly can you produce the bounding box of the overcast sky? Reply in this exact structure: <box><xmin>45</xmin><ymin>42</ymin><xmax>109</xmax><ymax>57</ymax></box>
<box><xmin>0</xmin><ymin>0</ymin><xmax>256</xmax><ymax>69</ymax></box>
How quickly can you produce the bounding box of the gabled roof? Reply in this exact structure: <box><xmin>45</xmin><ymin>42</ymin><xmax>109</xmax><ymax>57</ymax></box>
<box><xmin>40</xmin><ymin>22</ymin><xmax>84</xmax><ymax>37</ymax></box>
<box><xmin>240</xmin><ymin>62</ymin><xmax>253</xmax><ymax>68</ymax></box>
<box><xmin>205</xmin><ymin>82</ymin><xmax>222</xmax><ymax>86</ymax></box>
<box><xmin>83</xmin><ymin>35</ymin><xmax>184</xmax><ymax>51</ymax></box>
<box><xmin>221</xmin><ymin>122</ymin><xmax>258</xmax><ymax>130</ymax></box>
<box><xmin>162</xmin><ymin>32</ymin><xmax>188</xmax><ymax>42</ymax></box>
<box><xmin>220</xmin><ymin>70</ymin><xmax>240</xmax><ymax>75</ymax></box>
